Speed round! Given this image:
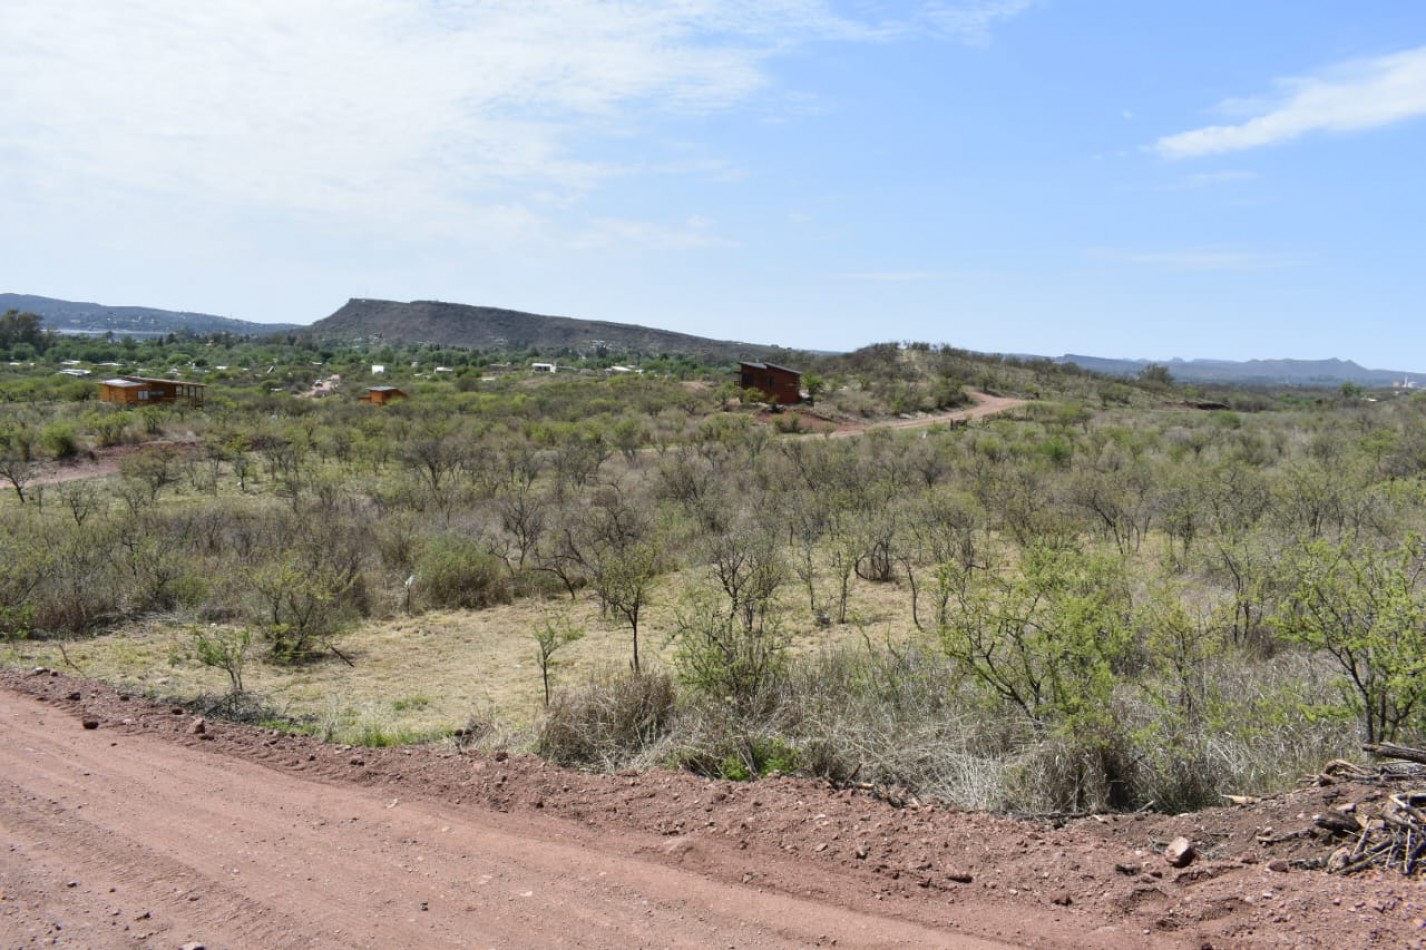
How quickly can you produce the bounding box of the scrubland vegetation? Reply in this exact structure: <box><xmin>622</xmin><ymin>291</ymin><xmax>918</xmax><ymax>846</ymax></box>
<box><xmin>5</xmin><ymin>316</ymin><xmax>1426</xmax><ymax>815</ymax></box>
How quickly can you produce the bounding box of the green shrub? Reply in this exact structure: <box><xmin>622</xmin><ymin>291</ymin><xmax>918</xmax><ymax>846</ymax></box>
<box><xmin>671</xmin><ymin>588</ymin><xmax>789</xmax><ymax>714</ymax></box>
<box><xmin>414</xmin><ymin>537</ymin><xmax>512</xmax><ymax>610</ymax></box>
<box><xmin>39</xmin><ymin>422</ymin><xmax>79</xmax><ymax>459</ymax></box>
<box><xmin>697</xmin><ymin>734</ymin><xmax>800</xmax><ymax>781</ymax></box>
<box><xmin>243</xmin><ymin>548</ymin><xmax>366</xmax><ymax>662</ymax></box>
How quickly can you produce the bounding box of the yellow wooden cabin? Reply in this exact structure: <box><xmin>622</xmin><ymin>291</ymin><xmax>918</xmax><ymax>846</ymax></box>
<box><xmin>99</xmin><ymin>377</ymin><xmax>206</xmax><ymax>407</ymax></box>
<box><xmin>359</xmin><ymin>385</ymin><xmax>408</xmax><ymax>406</ymax></box>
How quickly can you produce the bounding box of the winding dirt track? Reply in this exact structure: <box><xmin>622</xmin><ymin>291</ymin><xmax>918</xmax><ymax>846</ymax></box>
<box><xmin>826</xmin><ymin>392</ymin><xmax>1028</xmax><ymax>438</ymax></box>
<box><xmin>0</xmin><ymin>685</ymin><xmax>1016</xmax><ymax>949</ymax></box>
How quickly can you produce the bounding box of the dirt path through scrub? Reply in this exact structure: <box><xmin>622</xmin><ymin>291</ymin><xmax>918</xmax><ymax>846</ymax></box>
<box><xmin>826</xmin><ymin>392</ymin><xmax>1028</xmax><ymax>438</ymax></box>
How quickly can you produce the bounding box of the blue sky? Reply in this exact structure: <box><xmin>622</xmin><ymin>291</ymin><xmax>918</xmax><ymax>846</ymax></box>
<box><xmin>4</xmin><ymin>2</ymin><xmax>1426</xmax><ymax>367</ymax></box>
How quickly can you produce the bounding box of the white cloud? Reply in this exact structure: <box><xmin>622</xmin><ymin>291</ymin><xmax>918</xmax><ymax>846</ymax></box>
<box><xmin>920</xmin><ymin>1</ymin><xmax>1035</xmax><ymax>45</ymax></box>
<box><xmin>1155</xmin><ymin>47</ymin><xmax>1426</xmax><ymax>158</ymax></box>
<box><xmin>1088</xmin><ymin>248</ymin><xmax>1306</xmax><ymax>271</ymax></box>
<box><xmin>0</xmin><ymin>1</ymin><xmax>1030</xmax><ymax>242</ymax></box>
<box><xmin>0</xmin><ymin>1</ymin><xmax>770</xmax><ymax>226</ymax></box>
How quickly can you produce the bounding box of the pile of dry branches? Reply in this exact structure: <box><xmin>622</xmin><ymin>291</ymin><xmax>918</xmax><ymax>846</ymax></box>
<box><xmin>1311</xmin><ymin>743</ymin><xmax>1426</xmax><ymax>876</ymax></box>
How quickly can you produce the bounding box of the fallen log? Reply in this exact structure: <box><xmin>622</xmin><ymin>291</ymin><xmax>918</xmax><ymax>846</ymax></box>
<box><xmin>1364</xmin><ymin>742</ymin><xmax>1426</xmax><ymax>766</ymax></box>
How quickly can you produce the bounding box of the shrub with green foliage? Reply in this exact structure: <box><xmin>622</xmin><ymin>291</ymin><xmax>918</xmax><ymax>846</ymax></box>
<box><xmin>1276</xmin><ymin>537</ymin><xmax>1426</xmax><ymax>743</ymax></box>
<box><xmin>413</xmin><ymin>536</ymin><xmax>512</xmax><ymax>610</ymax></box>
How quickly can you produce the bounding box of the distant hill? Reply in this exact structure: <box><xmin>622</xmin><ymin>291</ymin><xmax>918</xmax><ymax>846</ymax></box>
<box><xmin>1</xmin><ymin>294</ymin><xmax>301</xmax><ymax>337</ymax></box>
<box><xmin>1058</xmin><ymin>354</ymin><xmax>1424</xmax><ymax>388</ymax></box>
<box><xmin>307</xmin><ymin>298</ymin><xmax>784</xmax><ymax>361</ymax></box>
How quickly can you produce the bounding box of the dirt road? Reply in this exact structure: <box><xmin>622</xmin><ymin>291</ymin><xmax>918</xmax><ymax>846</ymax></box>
<box><xmin>826</xmin><ymin>392</ymin><xmax>1028</xmax><ymax>438</ymax></box>
<box><xmin>0</xmin><ymin>679</ymin><xmax>1030</xmax><ymax>949</ymax></box>
<box><xmin>6</xmin><ymin>672</ymin><xmax>1425</xmax><ymax>949</ymax></box>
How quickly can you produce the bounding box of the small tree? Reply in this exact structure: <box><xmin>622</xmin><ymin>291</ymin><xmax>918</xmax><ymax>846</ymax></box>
<box><xmin>0</xmin><ymin>425</ymin><xmax>37</xmax><ymax>504</ymax></box>
<box><xmin>1138</xmin><ymin>363</ymin><xmax>1174</xmax><ymax>389</ymax></box>
<box><xmin>940</xmin><ymin>543</ymin><xmax>1133</xmax><ymax>730</ymax></box>
<box><xmin>0</xmin><ymin>450</ymin><xmax>37</xmax><ymax>504</ymax></box>
<box><xmin>244</xmin><ymin>550</ymin><xmax>363</xmax><ymax>663</ymax></box>
<box><xmin>533</xmin><ymin>614</ymin><xmax>584</xmax><ymax>706</ymax></box>
<box><xmin>57</xmin><ymin>479</ymin><xmax>102</xmax><ymax>527</ymax></box>
<box><xmin>192</xmin><ymin>626</ymin><xmax>254</xmax><ymax>696</ymax></box>
<box><xmin>671</xmin><ymin>585</ymin><xmax>789</xmax><ymax>714</ymax></box>
<box><xmin>578</xmin><ymin>490</ymin><xmax>665</xmax><ymax>672</ymax></box>
<box><xmin>1275</xmin><ymin>538</ymin><xmax>1426</xmax><ymax>744</ymax></box>
<box><xmin>590</xmin><ymin>537</ymin><xmax>661</xmax><ymax>673</ymax></box>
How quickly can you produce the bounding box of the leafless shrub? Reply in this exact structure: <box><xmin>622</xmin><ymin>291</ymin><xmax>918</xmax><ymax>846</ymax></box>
<box><xmin>537</xmin><ymin>671</ymin><xmax>678</xmax><ymax>770</ymax></box>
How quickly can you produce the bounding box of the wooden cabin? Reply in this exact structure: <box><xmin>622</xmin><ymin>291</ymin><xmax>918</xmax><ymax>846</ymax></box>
<box><xmin>738</xmin><ymin>361</ymin><xmax>803</xmax><ymax>405</ymax></box>
<box><xmin>99</xmin><ymin>377</ymin><xmax>206</xmax><ymax>407</ymax></box>
<box><xmin>359</xmin><ymin>385</ymin><xmax>408</xmax><ymax>406</ymax></box>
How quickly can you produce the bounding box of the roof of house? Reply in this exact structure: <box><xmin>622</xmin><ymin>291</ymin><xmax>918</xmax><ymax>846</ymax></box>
<box><xmin>739</xmin><ymin>361</ymin><xmax>802</xmax><ymax>375</ymax></box>
<box><xmin>369</xmin><ymin>385</ymin><xmax>404</xmax><ymax>393</ymax></box>
<box><xmin>123</xmin><ymin>376</ymin><xmax>207</xmax><ymax>387</ymax></box>
<box><xmin>102</xmin><ymin>378</ymin><xmax>145</xmax><ymax>388</ymax></box>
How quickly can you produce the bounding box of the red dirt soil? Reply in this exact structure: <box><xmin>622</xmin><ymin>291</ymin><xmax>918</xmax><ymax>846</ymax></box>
<box><xmin>4</xmin><ymin>671</ymin><xmax>1426</xmax><ymax>948</ymax></box>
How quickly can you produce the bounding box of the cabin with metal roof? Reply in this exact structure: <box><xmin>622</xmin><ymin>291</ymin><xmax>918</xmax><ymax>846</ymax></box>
<box><xmin>99</xmin><ymin>377</ymin><xmax>206</xmax><ymax>407</ymax></box>
<box><xmin>359</xmin><ymin>385</ymin><xmax>408</xmax><ymax>406</ymax></box>
<box><xmin>738</xmin><ymin>361</ymin><xmax>804</xmax><ymax>405</ymax></box>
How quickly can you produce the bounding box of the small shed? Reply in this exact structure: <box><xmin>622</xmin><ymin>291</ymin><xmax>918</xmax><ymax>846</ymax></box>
<box><xmin>99</xmin><ymin>376</ymin><xmax>206</xmax><ymax>407</ymax></box>
<box><xmin>738</xmin><ymin>362</ymin><xmax>803</xmax><ymax>405</ymax></box>
<box><xmin>360</xmin><ymin>385</ymin><xmax>408</xmax><ymax>406</ymax></box>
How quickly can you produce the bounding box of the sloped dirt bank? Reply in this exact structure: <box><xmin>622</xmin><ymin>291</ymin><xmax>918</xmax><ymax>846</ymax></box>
<box><xmin>2</xmin><ymin>669</ymin><xmax>1424</xmax><ymax>948</ymax></box>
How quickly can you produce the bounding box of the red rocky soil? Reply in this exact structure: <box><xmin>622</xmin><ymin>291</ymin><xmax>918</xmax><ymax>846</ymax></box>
<box><xmin>2</xmin><ymin>669</ymin><xmax>1425</xmax><ymax>948</ymax></box>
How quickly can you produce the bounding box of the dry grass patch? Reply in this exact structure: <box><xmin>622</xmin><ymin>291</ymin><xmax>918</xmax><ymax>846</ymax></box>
<box><xmin>3</xmin><ymin>559</ymin><xmax>928</xmax><ymax>743</ymax></box>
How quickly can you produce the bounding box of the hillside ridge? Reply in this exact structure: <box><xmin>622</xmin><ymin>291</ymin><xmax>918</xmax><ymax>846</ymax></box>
<box><xmin>306</xmin><ymin>298</ymin><xmax>788</xmax><ymax>361</ymax></box>
<box><xmin>1</xmin><ymin>293</ymin><xmax>300</xmax><ymax>337</ymax></box>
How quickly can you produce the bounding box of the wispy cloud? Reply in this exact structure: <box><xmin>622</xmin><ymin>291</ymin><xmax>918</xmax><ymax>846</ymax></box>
<box><xmin>1088</xmin><ymin>248</ymin><xmax>1306</xmax><ymax>271</ymax></box>
<box><xmin>1155</xmin><ymin>47</ymin><xmax>1426</xmax><ymax>158</ymax></box>
<box><xmin>0</xmin><ymin>1</ymin><xmax>1032</xmax><ymax>243</ymax></box>
<box><xmin>920</xmin><ymin>1</ymin><xmax>1036</xmax><ymax>45</ymax></box>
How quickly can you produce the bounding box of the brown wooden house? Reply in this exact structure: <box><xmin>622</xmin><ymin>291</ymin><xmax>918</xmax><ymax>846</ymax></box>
<box><xmin>359</xmin><ymin>385</ymin><xmax>408</xmax><ymax>406</ymax></box>
<box><xmin>738</xmin><ymin>361</ymin><xmax>803</xmax><ymax>405</ymax></box>
<box><xmin>99</xmin><ymin>377</ymin><xmax>206</xmax><ymax>407</ymax></box>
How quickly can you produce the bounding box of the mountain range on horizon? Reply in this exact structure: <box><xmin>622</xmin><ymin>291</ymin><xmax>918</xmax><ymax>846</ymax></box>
<box><xmin>1054</xmin><ymin>353</ymin><xmax>1423</xmax><ymax>388</ymax></box>
<box><xmin>0</xmin><ymin>294</ymin><xmax>303</xmax><ymax>338</ymax></box>
<box><xmin>6</xmin><ymin>292</ymin><xmax>1422</xmax><ymax>387</ymax></box>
